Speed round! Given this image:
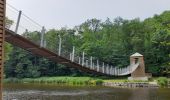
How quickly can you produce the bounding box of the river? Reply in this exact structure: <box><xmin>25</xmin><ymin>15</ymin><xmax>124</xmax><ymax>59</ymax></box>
<box><xmin>3</xmin><ymin>83</ymin><xmax>170</xmax><ymax>100</ymax></box>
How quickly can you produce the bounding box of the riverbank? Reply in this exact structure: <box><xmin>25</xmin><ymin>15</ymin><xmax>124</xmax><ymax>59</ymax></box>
<box><xmin>103</xmin><ymin>78</ymin><xmax>159</xmax><ymax>88</ymax></box>
<box><xmin>103</xmin><ymin>82</ymin><xmax>159</xmax><ymax>88</ymax></box>
<box><xmin>4</xmin><ymin>77</ymin><xmax>103</xmax><ymax>86</ymax></box>
<box><xmin>4</xmin><ymin>76</ymin><xmax>170</xmax><ymax>88</ymax></box>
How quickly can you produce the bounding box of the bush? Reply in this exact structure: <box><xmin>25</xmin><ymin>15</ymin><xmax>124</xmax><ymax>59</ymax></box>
<box><xmin>4</xmin><ymin>77</ymin><xmax>105</xmax><ymax>86</ymax></box>
<box><xmin>95</xmin><ymin>79</ymin><xmax>103</xmax><ymax>85</ymax></box>
<box><xmin>157</xmin><ymin>77</ymin><xmax>168</xmax><ymax>87</ymax></box>
<box><xmin>4</xmin><ymin>78</ymin><xmax>20</xmax><ymax>83</ymax></box>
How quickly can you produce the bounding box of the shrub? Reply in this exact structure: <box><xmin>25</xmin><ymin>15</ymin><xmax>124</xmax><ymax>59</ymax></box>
<box><xmin>4</xmin><ymin>78</ymin><xmax>20</xmax><ymax>83</ymax></box>
<box><xmin>95</xmin><ymin>79</ymin><xmax>103</xmax><ymax>85</ymax></box>
<box><xmin>157</xmin><ymin>77</ymin><xmax>168</xmax><ymax>87</ymax></box>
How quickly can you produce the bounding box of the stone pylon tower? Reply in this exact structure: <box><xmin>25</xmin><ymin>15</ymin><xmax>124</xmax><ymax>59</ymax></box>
<box><xmin>128</xmin><ymin>52</ymin><xmax>148</xmax><ymax>81</ymax></box>
<box><xmin>0</xmin><ymin>0</ymin><xmax>6</xmax><ymax>99</ymax></box>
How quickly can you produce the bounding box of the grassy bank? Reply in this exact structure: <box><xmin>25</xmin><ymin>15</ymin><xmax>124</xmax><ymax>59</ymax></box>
<box><xmin>4</xmin><ymin>76</ymin><xmax>168</xmax><ymax>86</ymax></box>
<box><xmin>4</xmin><ymin>77</ymin><xmax>103</xmax><ymax>86</ymax></box>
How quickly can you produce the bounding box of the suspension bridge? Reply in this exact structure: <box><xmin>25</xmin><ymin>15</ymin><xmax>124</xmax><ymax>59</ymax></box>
<box><xmin>0</xmin><ymin>0</ymin><xmax>149</xmax><ymax>99</ymax></box>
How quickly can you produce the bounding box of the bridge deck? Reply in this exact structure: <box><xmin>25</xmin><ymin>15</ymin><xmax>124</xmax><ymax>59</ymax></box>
<box><xmin>5</xmin><ymin>29</ymin><xmax>108</xmax><ymax>76</ymax></box>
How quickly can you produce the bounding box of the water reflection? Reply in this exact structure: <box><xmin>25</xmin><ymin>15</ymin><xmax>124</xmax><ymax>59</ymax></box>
<box><xmin>3</xmin><ymin>83</ymin><xmax>170</xmax><ymax>100</ymax></box>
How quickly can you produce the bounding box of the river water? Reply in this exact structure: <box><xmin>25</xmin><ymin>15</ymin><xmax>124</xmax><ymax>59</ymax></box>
<box><xmin>3</xmin><ymin>83</ymin><xmax>170</xmax><ymax>100</ymax></box>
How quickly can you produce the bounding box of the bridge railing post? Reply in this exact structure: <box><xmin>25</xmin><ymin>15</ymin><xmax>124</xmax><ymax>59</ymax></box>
<box><xmin>58</xmin><ymin>35</ymin><xmax>61</xmax><ymax>56</ymax></box>
<box><xmin>112</xmin><ymin>67</ymin><xmax>114</xmax><ymax>75</ymax></box>
<box><xmin>70</xmin><ymin>53</ymin><xmax>72</xmax><ymax>61</ymax></box>
<box><xmin>102</xmin><ymin>62</ymin><xmax>104</xmax><ymax>73</ymax></box>
<box><xmin>114</xmin><ymin>67</ymin><xmax>116</xmax><ymax>76</ymax></box>
<box><xmin>109</xmin><ymin>65</ymin><xmax>110</xmax><ymax>75</ymax></box>
<box><xmin>118</xmin><ymin>68</ymin><xmax>120</xmax><ymax>75</ymax></box>
<box><xmin>86</xmin><ymin>60</ymin><xmax>88</xmax><ymax>67</ymax></box>
<box><xmin>15</xmin><ymin>10</ymin><xmax>22</xmax><ymax>33</ymax></box>
<box><xmin>92</xmin><ymin>62</ymin><xmax>94</xmax><ymax>70</ymax></box>
<box><xmin>106</xmin><ymin>64</ymin><xmax>108</xmax><ymax>74</ymax></box>
<box><xmin>118</xmin><ymin>68</ymin><xmax>119</xmax><ymax>75</ymax></box>
<box><xmin>97</xmin><ymin>60</ymin><xmax>99</xmax><ymax>72</ymax></box>
<box><xmin>72</xmin><ymin>46</ymin><xmax>75</xmax><ymax>62</ymax></box>
<box><xmin>90</xmin><ymin>56</ymin><xmax>92</xmax><ymax>69</ymax></box>
<box><xmin>107</xmin><ymin>65</ymin><xmax>109</xmax><ymax>75</ymax></box>
<box><xmin>82</xmin><ymin>52</ymin><xmax>84</xmax><ymax>66</ymax></box>
<box><xmin>40</xmin><ymin>26</ymin><xmax>45</xmax><ymax>47</ymax></box>
<box><xmin>115</xmin><ymin>67</ymin><xmax>117</xmax><ymax>76</ymax></box>
<box><xmin>78</xmin><ymin>57</ymin><xmax>81</xmax><ymax>64</ymax></box>
<box><xmin>113</xmin><ymin>67</ymin><xmax>115</xmax><ymax>75</ymax></box>
<box><xmin>43</xmin><ymin>40</ymin><xmax>47</xmax><ymax>48</ymax></box>
<box><xmin>108</xmin><ymin>65</ymin><xmax>110</xmax><ymax>75</ymax></box>
<box><xmin>110</xmin><ymin>66</ymin><xmax>113</xmax><ymax>75</ymax></box>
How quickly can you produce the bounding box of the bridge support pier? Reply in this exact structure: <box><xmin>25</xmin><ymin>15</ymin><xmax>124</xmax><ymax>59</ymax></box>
<box><xmin>128</xmin><ymin>53</ymin><xmax>150</xmax><ymax>81</ymax></box>
<box><xmin>0</xmin><ymin>0</ymin><xmax>5</xmax><ymax>99</ymax></box>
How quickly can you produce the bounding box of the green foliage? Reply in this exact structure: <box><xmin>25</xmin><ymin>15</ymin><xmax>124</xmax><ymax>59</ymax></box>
<box><xmin>157</xmin><ymin>77</ymin><xmax>168</xmax><ymax>87</ymax></box>
<box><xmin>4</xmin><ymin>77</ymin><xmax>103</xmax><ymax>86</ymax></box>
<box><xmin>5</xmin><ymin>17</ymin><xmax>14</xmax><ymax>29</ymax></box>
<box><xmin>4</xmin><ymin>42</ymin><xmax>13</xmax><ymax>60</ymax></box>
<box><xmin>4</xmin><ymin>78</ymin><xmax>20</xmax><ymax>83</ymax></box>
<box><xmin>95</xmin><ymin>79</ymin><xmax>103</xmax><ymax>85</ymax></box>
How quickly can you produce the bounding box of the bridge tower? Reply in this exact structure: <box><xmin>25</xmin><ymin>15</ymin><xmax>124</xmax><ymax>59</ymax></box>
<box><xmin>0</xmin><ymin>0</ymin><xmax>5</xmax><ymax>99</ymax></box>
<box><xmin>128</xmin><ymin>52</ymin><xmax>149</xmax><ymax>81</ymax></box>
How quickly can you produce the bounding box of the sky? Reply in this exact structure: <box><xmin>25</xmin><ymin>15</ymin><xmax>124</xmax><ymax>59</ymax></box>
<box><xmin>6</xmin><ymin>0</ymin><xmax>170</xmax><ymax>30</ymax></box>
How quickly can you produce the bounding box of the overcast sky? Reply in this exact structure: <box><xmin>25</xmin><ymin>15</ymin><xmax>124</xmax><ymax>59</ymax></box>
<box><xmin>7</xmin><ymin>0</ymin><xmax>170</xmax><ymax>30</ymax></box>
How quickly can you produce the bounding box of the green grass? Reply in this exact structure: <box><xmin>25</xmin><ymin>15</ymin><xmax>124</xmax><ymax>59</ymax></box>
<box><xmin>104</xmin><ymin>79</ymin><xmax>127</xmax><ymax>82</ymax></box>
<box><xmin>6</xmin><ymin>76</ymin><xmax>166</xmax><ymax>86</ymax></box>
<box><xmin>4</xmin><ymin>77</ymin><xmax>104</xmax><ymax>86</ymax></box>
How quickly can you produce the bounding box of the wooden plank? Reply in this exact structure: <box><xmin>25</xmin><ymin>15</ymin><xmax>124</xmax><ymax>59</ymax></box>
<box><xmin>0</xmin><ymin>13</ymin><xmax>3</xmax><ymax>17</ymax></box>
<box><xmin>0</xmin><ymin>8</ymin><xmax>3</xmax><ymax>13</ymax></box>
<box><xmin>0</xmin><ymin>21</ymin><xmax>2</xmax><ymax>25</ymax></box>
<box><xmin>0</xmin><ymin>4</ymin><xmax>3</xmax><ymax>9</ymax></box>
<box><xmin>0</xmin><ymin>16</ymin><xmax>3</xmax><ymax>20</ymax></box>
<box><xmin>0</xmin><ymin>1</ymin><xmax>4</xmax><ymax>5</ymax></box>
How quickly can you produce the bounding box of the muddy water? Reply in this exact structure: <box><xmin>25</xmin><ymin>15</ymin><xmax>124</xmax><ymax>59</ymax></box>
<box><xmin>3</xmin><ymin>83</ymin><xmax>170</xmax><ymax>100</ymax></box>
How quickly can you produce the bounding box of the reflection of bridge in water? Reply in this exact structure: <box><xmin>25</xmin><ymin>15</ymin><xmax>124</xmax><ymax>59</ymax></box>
<box><xmin>0</xmin><ymin>0</ymin><xmax>149</xmax><ymax>99</ymax></box>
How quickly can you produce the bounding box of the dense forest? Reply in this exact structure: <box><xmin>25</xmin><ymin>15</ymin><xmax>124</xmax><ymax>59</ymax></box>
<box><xmin>4</xmin><ymin>11</ymin><xmax>170</xmax><ymax>78</ymax></box>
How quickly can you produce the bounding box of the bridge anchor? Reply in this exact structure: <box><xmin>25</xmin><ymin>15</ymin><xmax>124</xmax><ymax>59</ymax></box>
<box><xmin>128</xmin><ymin>52</ymin><xmax>151</xmax><ymax>81</ymax></box>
